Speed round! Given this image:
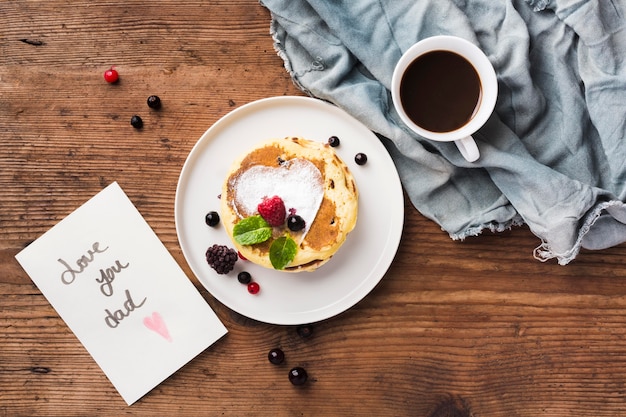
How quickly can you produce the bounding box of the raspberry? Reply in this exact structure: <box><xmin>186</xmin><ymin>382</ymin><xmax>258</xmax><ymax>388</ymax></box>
<box><xmin>205</xmin><ymin>244</ymin><xmax>238</xmax><ymax>274</ymax></box>
<box><xmin>257</xmin><ymin>196</ymin><xmax>286</xmax><ymax>227</ymax></box>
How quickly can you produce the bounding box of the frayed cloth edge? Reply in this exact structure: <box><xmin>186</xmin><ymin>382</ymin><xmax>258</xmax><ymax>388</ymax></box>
<box><xmin>524</xmin><ymin>0</ymin><xmax>551</xmax><ymax>12</ymax></box>
<box><xmin>263</xmin><ymin>4</ymin><xmax>315</xmax><ymax>97</ymax></box>
<box><xmin>533</xmin><ymin>200</ymin><xmax>624</xmax><ymax>265</ymax></box>
<box><xmin>448</xmin><ymin>215</ymin><xmax>526</xmax><ymax>240</ymax></box>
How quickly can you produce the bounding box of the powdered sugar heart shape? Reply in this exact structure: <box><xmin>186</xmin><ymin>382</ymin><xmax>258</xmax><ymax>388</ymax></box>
<box><xmin>233</xmin><ymin>159</ymin><xmax>324</xmax><ymax>241</ymax></box>
<box><xmin>143</xmin><ymin>311</ymin><xmax>173</xmax><ymax>342</ymax></box>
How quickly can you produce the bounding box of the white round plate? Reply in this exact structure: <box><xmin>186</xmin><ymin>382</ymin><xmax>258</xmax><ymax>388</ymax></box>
<box><xmin>175</xmin><ymin>96</ymin><xmax>404</xmax><ymax>325</ymax></box>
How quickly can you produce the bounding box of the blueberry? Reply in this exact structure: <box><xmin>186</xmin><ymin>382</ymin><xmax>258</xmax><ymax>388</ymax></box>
<box><xmin>287</xmin><ymin>215</ymin><xmax>306</xmax><ymax>232</ymax></box>
<box><xmin>296</xmin><ymin>324</ymin><xmax>313</xmax><ymax>338</ymax></box>
<box><xmin>130</xmin><ymin>115</ymin><xmax>143</xmax><ymax>129</ymax></box>
<box><xmin>288</xmin><ymin>367</ymin><xmax>308</xmax><ymax>386</ymax></box>
<box><xmin>328</xmin><ymin>135</ymin><xmax>340</xmax><ymax>147</ymax></box>
<box><xmin>237</xmin><ymin>271</ymin><xmax>252</xmax><ymax>284</ymax></box>
<box><xmin>147</xmin><ymin>95</ymin><xmax>161</xmax><ymax>109</ymax></box>
<box><xmin>268</xmin><ymin>348</ymin><xmax>285</xmax><ymax>365</ymax></box>
<box><xmin>355</xmin><ymin>153</ymin><xmax>367</xmax><ymax>165</ymax></box>
<box><xmin>205</xmin><ymin>211</ymin><xmax>220</xmax><ymax>227</ymax></box>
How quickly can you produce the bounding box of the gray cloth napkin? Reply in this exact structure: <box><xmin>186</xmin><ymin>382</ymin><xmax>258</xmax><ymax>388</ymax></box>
<box><xmin>259</xmin><ymin>0</ymin><xmax>626</xmax><ymax>264</ymax></box>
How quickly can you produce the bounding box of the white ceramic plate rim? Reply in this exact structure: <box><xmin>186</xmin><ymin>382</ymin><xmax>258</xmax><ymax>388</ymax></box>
<box><xmin>175</xmin><ymin>96</ymin><xmax>404</xmax><ymax>325</ymax></box>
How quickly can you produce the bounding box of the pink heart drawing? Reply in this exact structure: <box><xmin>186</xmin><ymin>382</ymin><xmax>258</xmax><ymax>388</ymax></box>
<box><xmin>143</xmin><ymin>312</ymin><xmax>173</xmax><ymax>342</ymax></box>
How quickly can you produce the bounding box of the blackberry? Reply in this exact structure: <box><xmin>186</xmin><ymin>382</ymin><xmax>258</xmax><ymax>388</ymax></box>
<box><xmin>205</xmin><ymin>244</ymin><xmax>238</xmax><ymax>274</ymax></box>
<box><xmin>130</xmin><ymin>115</ymin><xmax>143</xmax><ymax>129</ymax></box>
<box><xmin>147</xmin><ymin>95</ymin><xmax>161</xmax><ymax>109</ymax></box>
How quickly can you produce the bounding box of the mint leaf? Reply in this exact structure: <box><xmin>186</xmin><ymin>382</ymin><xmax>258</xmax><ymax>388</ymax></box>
<box><xmin>269</xmin><ymin>236</ymin><xmax>297</xmax><ymax>270</ymax></box>
<box><xmin>233</xmin><ymin>215</ymin><xmax>272</xmax><ymax>245</ymax></box>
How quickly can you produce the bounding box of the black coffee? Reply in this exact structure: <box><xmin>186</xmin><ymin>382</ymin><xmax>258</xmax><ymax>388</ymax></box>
<box><xmin>399</xmin><ymin>50</ymin><xmax>481</xmax><ymax>133</ymax></box>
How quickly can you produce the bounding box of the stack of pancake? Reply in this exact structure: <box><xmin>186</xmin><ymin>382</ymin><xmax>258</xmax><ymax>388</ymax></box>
<box><xmin>221</xmin><ymin>137</ymin><xmax>358</xmax><ymax>272</ymax></box>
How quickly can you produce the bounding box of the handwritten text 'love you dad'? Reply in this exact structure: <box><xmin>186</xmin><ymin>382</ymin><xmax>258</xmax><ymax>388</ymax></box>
<box><xmin>57</xmin><ymin>241</ymin><xmax>146</xmax><ymax>329</ymax></box>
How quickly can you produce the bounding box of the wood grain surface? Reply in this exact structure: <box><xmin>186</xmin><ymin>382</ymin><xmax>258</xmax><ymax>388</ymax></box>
<box><xmin>3</xmin><ymin>1</ymin><xmax>626</xmax><ymax>416</ymax></box>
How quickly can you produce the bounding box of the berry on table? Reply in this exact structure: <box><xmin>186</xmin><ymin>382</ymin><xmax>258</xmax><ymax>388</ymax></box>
<box><xmin>257</xmin><ymin>195</ymin><xmax>286</xmax><ymax>227</ymax></box>
<box><xmin>205</xmin><ymin>244</ymin><xmax>238</xmax><ymax>274</ymax></box>
<box><xmin>130</xmin><ymin>115</ymin><xmax>143</xmax><ymax>129</ymax></box>
<box><xmin>247</xmin><ymin>281</ymin><xmax>260</xmax><ymax>294</ymax></box>
<box><xmin>288</xmin><ymin>367</ymin><xmax>308</xmax><ymax>386</ymax></box>
<box><xmin>286</xmin><ymin>214</ymin><xmax>305</xmax><ymax>232</ymax></box>
<box><xmin>147</xmin><ymin>95</ymin><xmax>161</xmax><ymax>109</ymax></box>
<box><xmin>268</xmin><ymin>348</ymin><xmax>285</xmax><ymax>365</ymax></box>
<box><xmin>355</xmin><ymin>153</ymin><xmax>368</xmax><ymax>165</ymax></box>
<box><xmin>328</xmin><ymin>135</ymin><xmax>340</xmax><ymax>147</ymax></box>
<box><xmin>296</xmin><ymin>324</ymin><xmax>314</xmax><ymax>338</ymax></box>
<box><xmin>237</xmin><ymin>271</ymin><xmax>252</xmax><ymax>284</ymax></box>
<box><xmin>205</xmin><ymin>211</ymin><xmax>220</xmax><ymax>227</ymax></box>
<box><xmin>103</xmin><ymin>67</ymin><xmax>119</xmax><ymax>83</ymax></box>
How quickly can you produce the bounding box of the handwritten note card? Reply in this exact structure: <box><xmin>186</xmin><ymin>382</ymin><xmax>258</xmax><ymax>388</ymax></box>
<box><xmin>15</xmin><ymin>182</ymin><xmax>227</xmax><ymax>405</ymax></box>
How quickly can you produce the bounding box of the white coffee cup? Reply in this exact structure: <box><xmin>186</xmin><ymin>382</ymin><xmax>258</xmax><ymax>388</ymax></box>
<box><xmin>391</xmin><ymin>35</ymin><xmax>498</xmax><ymax>162</ymax></box>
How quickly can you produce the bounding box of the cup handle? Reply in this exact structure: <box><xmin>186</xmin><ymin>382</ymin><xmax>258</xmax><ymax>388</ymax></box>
<box><xmin>454</xmin><ymin>136</ymin><xmax>479</xmax><ymax>162</ymax></box>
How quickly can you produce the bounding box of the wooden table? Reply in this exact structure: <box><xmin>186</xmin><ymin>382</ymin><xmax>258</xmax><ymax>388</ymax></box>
<box><xmin>3</xmin><ymin>1</ymin><xmax>626</xmax><ymax>416</ymax></box>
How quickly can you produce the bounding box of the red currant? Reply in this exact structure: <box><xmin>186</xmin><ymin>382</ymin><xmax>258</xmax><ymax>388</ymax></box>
<box><xmin>247</xmin><ymin>282</ymin><xmax>260</xmax><ymax>294</ymax></box>
<box><xmin>103</xmin><ymin>67</ymin><xmax>119</xmax><ymax>83</ymax></box>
